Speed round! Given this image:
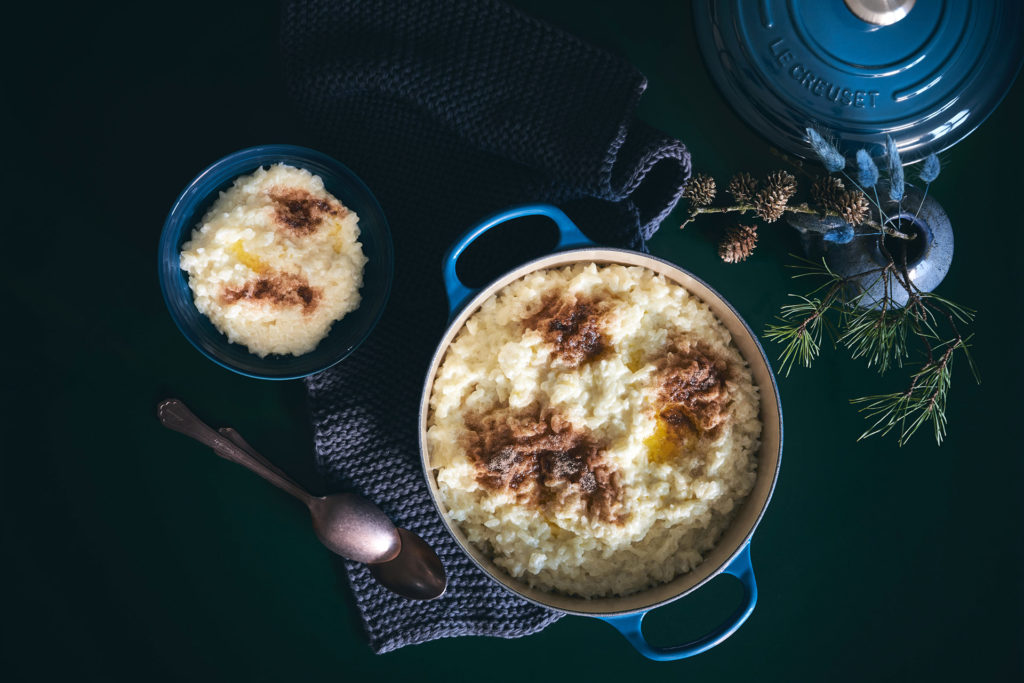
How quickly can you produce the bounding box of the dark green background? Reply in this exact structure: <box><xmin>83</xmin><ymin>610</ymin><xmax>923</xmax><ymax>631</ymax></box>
<box><xmin>4</xmin><ymin>2</ymin><xmax>1022</xmax><ymax>681</ymax></box>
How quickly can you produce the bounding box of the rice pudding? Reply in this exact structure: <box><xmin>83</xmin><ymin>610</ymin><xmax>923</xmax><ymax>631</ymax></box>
<box><xmin>426</xmin><ymin>263</ymin><xmax>761</xmax><ymax>598</ymax></box>
<box><xmin>179</xmin><ymin>163</ymin><xmax>367</xmax><ymax>357</ymax></box>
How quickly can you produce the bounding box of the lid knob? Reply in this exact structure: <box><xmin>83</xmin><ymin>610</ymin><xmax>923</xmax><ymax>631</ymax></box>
<box><xmin>844</xmin><ymin>0</ymin><xmax>916</xmax><ymax>25</ymax></box>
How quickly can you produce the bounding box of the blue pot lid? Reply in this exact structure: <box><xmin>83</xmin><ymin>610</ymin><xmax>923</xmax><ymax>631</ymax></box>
<box><xmin>694</xmin><ymin>0</ymin><xmax>1024</xmax><ymax>163</ymax></box>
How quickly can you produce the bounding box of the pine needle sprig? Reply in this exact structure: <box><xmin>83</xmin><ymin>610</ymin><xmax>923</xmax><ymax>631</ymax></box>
<box><xmin>839</xmin><ymin>305</ymin><xmax>910</xmax><ymax>374</ymax></box>
<box><xmin>762</xmin><ymin>253</ymin><xmax>978</xmax><ymax>445</ymax></box>
<box><xmin>784</xmin><ymin>253</ymin><xmax>845</xmax><ymax>287</ymax></box>
<box><xmin>923</xmin><ymin>290</ymin><xmax>975</xmax><ymax>326</ymax></box>
<box><xmin>764</xmin><ymin>257</ymin><xmax>845</xmax><ymax>375</ymax></box>
<box><xmin>764</xmin><ymin>295</ymin><xmax>830</xmax><ymax>376</ymax></box>
<box><xmin>918</xmin><ymin>291</ymin><xmax>979</xmax><ymax>382</ymax></box>
<box><xmin>852</xmin><ymin>335</ymin><xmax>971</xmax><ymax>445</ymax></box>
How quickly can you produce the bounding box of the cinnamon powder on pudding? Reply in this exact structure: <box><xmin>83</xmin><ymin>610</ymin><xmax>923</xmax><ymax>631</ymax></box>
<box><xmin>654</xmin><ymin>342</ymin><xmax>731</xmax><ymax>436</ymax></box>
<box><xmin>269</xmin><ymin>187</ymin><xmax>344</xmax><ymax>236</ymax></box>
<box><xmin>463</xmin><ymin>407</ymin><xmax>622</xmax><ymax>524</ymax></box>
<box><xmin>222</xmin><ymin>271</ymin><xmax>322</xmax><ymax>315</ymax></box>
<box><xmin>525</xmin><ymin>295</ymin><xmax>607</xmax><ymax>366</ymax></box>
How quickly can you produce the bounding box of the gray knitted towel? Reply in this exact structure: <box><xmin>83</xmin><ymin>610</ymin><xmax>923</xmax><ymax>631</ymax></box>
<box><xmin>286</xmin><ymin>0</ymin><xmax>691</xmax><ymax>653</ymax></box>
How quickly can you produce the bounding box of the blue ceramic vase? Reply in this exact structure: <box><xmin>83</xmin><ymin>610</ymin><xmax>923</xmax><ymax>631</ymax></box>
<box><xmin>789</xmin><ymin>184</ymin><xmax>953</xmax><ymax>308</ymax></box>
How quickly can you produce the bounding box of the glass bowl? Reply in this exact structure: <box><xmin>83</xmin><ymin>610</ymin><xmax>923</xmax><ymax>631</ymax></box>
<box><xmin>158</xmin><ymin>145</ymin><xmax>393</xmax><ymax>380</ymax></box>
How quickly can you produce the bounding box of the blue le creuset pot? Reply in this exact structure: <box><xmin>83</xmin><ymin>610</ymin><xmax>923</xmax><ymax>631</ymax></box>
<box><xmin>158</xmin><ymin>144</ymin><xmax>393</xmax><ymax>380</ymax></box>
<box><xmin>418</xmin><ymin>205</ymin><xmax>783</xmax><ymax>661</ymax></box>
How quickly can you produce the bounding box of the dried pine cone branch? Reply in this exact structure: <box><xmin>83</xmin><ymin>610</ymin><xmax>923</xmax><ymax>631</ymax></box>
<box><xmin>727</xmin><ymin>172</ymin><xmax>758</xmax><ymax>202</ymax></box>
<box><xmin>681</xmin><ymin>166</ymin><xmax>880</xmax><ymax>234</ymax></box>
<box><xmin>684</xmin><ymin>173</ymin><xmax>717</xmax><ymax>207</ymax></box>
<box><xmin>811</xmin><ymin>176</ymin><xmax>870</xmax><ymax>225</ymax></box>
<box><xmin>752</xmin><ymin>186</ymin><xmax>789</xmax><ymax>222</ymax></box>
<box><xmin>835</xmin><ymin>190</ymin><xmax>871</xmax><ymax>225</ymax></box>
<box><xmin>719</xmin><ymin>224</ymin><xmax>759</xmax><ymax>263</ymax></box>
<box><xmin>751</xmin><ymin>170</ymin><xmax>797</xmax><ymax>222</ymax></box>
<box><xmin>811</xmin><ymin>176</ymin><xmax>846</xmax><ymax>208</ymax></box>
<box><xmin>764</xmin><ymin>170</ymin><xmax>797</xmax><ymax>201</ymax></box>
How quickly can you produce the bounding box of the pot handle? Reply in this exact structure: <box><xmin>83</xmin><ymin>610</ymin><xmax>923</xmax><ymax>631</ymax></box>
<box><xmin>599</xmin><ymin>543</ymin><xmax>758</xmax><ymax>662</ymax></box>
<box><xmin>442</xmin><ymin>204</ymin><xmax>593</xmax><ymax>318</ymax></box>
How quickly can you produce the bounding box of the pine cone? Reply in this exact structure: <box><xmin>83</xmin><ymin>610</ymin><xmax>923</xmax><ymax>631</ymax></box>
<box><xmin>835</xmin><ymin>190</ymin><xmax>871</xmax><ymax>225</ymax></box>
<box><xmin>719</xmin><ymin>224</ymin><xmax>758</xmax><ymax>263</ymax></box>
<box><xmin>811</xmin><ymin>176</ymin><xmax>871</xmax><ymax>225</ymax></box>
<box><xmin>752</xmin><ymin>186</ymin><xmax>790</xmax><ymax>222</ymax></box>
<box><xmin>684</xmin><ymin>173</ymin><xmax>717</xmax><ymax>207</ymax></box>
<box><xmin>727</xmin><ymin>172</ymin><xmax>758</xmax><ymax>203</ymax></box>
<box><xmin>811</xmin><ymin>176</ymin><xmax>845</xmax><ymax>208</ymax></box>
<box><xmin>764</xmin><ymin>170</ymin><xmax>797</xmax><ymax>201</ymax></box>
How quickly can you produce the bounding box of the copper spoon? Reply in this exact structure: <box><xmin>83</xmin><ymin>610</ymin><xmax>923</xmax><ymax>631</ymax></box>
<box><xmin>157</xmin><ymin>398</ymin><xmax>401</xmax><ymax>564</ymax></box>
<box><xmin>369</xmin><ymin>528</ymin><xmax>447</xmax><ymax>600</ymax></box>
<box><xmin>217</xmin><ymin>427</ymin><xmax>446</xmax><ymax>601</ymax></box>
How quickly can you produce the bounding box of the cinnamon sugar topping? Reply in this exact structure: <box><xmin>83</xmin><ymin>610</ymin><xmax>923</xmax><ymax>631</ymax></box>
<box><xmin>463</xmin><ymin>407</ymin><xmax>622</xmax><ymax>523</ymax></box>
<box><xmin>654</xmin><ymin>342</ymin><xmax>731</xmax><ymax>436</ymax></box>
<box><xmin>269</xmin><ymin>187</ymin><xmax>343</xmax><ymax>235</ymax></box>
<box><xmin>222</xmin><ymin>271</ymin><xmax>322</xmax><ymax>314</ymax></box>
<box><xmin>525</xmin><ymin>296</ymin><xmax>607</xmax><ymax>366</ymax></box>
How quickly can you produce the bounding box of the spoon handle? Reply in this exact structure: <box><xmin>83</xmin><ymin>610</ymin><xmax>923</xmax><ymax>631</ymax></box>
<box><xmin>157</xmin><ymin>399</ymin><xmax>314</xmax><ymax>505</ymax></box>
<box><xmin>218</xmin><ymin>427</ymin><xmax>297</xmax><ymax>487</ymax></box>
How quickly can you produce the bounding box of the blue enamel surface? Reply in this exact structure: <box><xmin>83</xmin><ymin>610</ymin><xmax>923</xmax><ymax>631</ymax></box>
<box><xmin>694</xmin><ymin>0</ymin><xmax>1024</xmax><ymax>162</ymax></box>
<box><xmin>600</xmin><ymin>544</ymin><xmax>758</xmax><ymax>662</ymax></box>
<box><xmin>441</xmin><ymin>204</ymin><xmax>593</xmax><ymax>318</ymax></box>
<box><xmin>158</xmin><ymin>145</ymin><xmax>394</xmax><ymax>380</ymax></box>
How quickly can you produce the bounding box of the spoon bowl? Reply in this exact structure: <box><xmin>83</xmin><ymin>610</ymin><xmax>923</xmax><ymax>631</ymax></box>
<box><xmin>369</xmin><ymin>528</ymin><xmax>447</xmax><ymax>601</ymax></box>
<box><xmin>307</xmin><ymin>494</ymin><xmax>401</xmax><ymax>564</ymax></box>
<box><xmin>216</xmin><ymin>427</ymin><xmax>403</xmax><ymax>564</ymax></box>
